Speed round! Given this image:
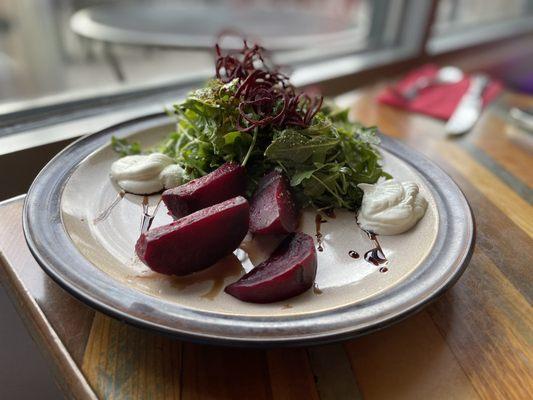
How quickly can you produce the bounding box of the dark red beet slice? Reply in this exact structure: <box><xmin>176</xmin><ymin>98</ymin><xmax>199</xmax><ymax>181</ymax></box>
<box><xmin>225</xmin><ymin>232</ymin><xmax>317</xmax><ymax>303</ymax></box>
<box><xmin>136</xmin><ymin>196</ymin><xmax>249</xmax><ymax>276</ymax></box>
<box><xmin>162</xmin><ymin>162</ymin><xmax>246</xmax><ymax>218</ymax></box>
<box><xmin>249</xmin><ymin>170</ymin><xmax>299</xmax><ymax>235</ymax></box>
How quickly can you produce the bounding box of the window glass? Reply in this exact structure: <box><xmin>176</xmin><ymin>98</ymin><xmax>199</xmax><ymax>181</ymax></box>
<box><xmin>0</xmin><ymin>0</ymin><xmax>373</xmax><ymax>106</ymax></box>
<box><xmin>433</xmin><ymin>0</ymin><xmax>533</xmax><ymax>34</ymax></box>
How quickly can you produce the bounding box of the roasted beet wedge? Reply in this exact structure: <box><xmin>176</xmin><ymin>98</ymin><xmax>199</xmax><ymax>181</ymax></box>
<box><xmin>162</xmin><ymin>162</ymin><xmax>246</xmax><ymax>218</ymax></box>
<box><xmin>136</xmin><ymin>196</ymin><xmax>249</xmax><ymax>275</ymax></box>
<box><xmin>225</xmin><ymin>232</ymin><xmax>317</xmax><ymax>303</ymax></box>
<box><xmin>249</xmin><ymin>170</ymin><xmax>299</xmax><ymax>235</ymax></box>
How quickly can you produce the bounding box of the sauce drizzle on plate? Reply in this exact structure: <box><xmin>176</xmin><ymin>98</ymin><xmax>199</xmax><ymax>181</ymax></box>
<box><xmin>363</xmin><ymin>231</ymin><xmax>388</xmax><ymax>266</ymax></box>
<box><xmin>314</xmin><ymin>214</ymin><xmax>328</xmax><ymax>252</ymax></box>
<box><xmin>93</xmin><ymin>190</ymin><xmax>125</xmax><ymax>223</ymax></box>
<box><xmin>140</xmin><ymin>196</ymin><xmax>162</xmax><ymax>234</ymax></box>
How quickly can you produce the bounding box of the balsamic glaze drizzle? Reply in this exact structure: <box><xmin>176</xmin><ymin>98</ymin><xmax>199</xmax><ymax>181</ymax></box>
<box><xmin>348</xmin><ymin>250</ymin><xmax>360</xmax><ymax>259</ymax></box>
<box><xmin>140</xmin><ymin>196</ymin><xmax>162</xmax><ymax>234</ymax></box>
<box><xmin>363</xmin><ymin>231</ymin><xmax>388</xmax><ymax>266</ymax></box>
<box><xmin>314</xmin><ymin>214</ymin><xmax>327</xmax><ymax>252</ymax></box>
<box><xmin>93</xmin><ymin>191</ymin><xmax>125</xmax><ymax>223</ymax></box>
<box><xmin>351</xmin><ymin>211</ymin><xmax>389</xmax><ymax>271</ymax></box>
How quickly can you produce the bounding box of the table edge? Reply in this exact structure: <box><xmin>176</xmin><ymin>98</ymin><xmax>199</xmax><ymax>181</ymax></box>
<box><xmin>0</xmin><ymin>197</ymin><xmax>98</xmax><ymax>400</ymax></box>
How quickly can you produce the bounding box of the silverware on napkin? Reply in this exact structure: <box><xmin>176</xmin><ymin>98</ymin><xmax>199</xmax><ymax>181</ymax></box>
<box><xmin>400</xmin><ymin>66</ymin><xmax>463</xmax><ymax>101</ymax></box>
<box><xmin>446</xmin><ymin>74</ymin><xmax>490</xmax><ymax>136</ymax></box>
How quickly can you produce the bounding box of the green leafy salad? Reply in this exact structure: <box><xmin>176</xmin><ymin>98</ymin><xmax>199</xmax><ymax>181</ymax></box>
<box><xmin>113</xmin><ymin>39</ymin><xmax>389</xmax><ymax>211</ymax></box>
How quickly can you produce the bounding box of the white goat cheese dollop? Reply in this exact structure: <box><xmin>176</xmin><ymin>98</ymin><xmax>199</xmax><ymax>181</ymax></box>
<box><xmin>110</xmin><ymin>153</ymin><xmax>184</xmax><ymax>194</ymax></box>
<box><xmin>357</xmin><ymin>180</ymin><xmax>427</xmax><ymax>235</ymax></box>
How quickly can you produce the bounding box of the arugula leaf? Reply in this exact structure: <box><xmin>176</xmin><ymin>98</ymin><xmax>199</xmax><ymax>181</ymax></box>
<box><xmin>223</xmin><ymin>130</ymin><xmax>253</xmax><ymax>162</ymax></box>
<box><xmin>264</xmin><ymin>109</ymin><xmax>388</xmax><ymax>210</ymax></box>
<box><xmin>290</xmin><ymin>168</ymin><xmax>317</xmax><ymax>186</ymax></box>
<box><xmin>110</xmin><ymin>80</ymin><xmax>390</xmax><ymax>210</ymax></box>
<box><xmin>265</xmin><ymin>130</ymin><xmax>338</xmax><ymax>164</ymax></box>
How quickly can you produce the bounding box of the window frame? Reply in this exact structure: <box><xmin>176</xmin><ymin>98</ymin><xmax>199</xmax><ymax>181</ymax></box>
<box><xmin>428</xmin><ymin>13</ymin><xmax>533</xmax><ymax>54</ymax></box>
<box><xmin>0</xmin><ymin>0</ymin><xmax>435</xmax><ymax>137</ymax></box>
<box><xmin>1</xmin><ymin>0</ymin><xmax>532</xmax><ymax>154</ymax></box>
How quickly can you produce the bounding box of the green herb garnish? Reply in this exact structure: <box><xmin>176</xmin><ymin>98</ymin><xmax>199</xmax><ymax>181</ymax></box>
<box><xmin>111</xmin><ymin>38</ymin><xmax>390</xmax><ymax>210</ymax></box>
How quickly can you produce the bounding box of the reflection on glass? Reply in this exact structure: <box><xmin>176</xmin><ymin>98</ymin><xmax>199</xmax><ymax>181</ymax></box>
<box><xmin>433</xmin><ymin>0</ymin><xmax>533</xmax><ymax>33</ymax></box>
<box><xmin>0</xmin><ymin>0</ymin><xmax>371</xmax><ymax>106</ymax></box>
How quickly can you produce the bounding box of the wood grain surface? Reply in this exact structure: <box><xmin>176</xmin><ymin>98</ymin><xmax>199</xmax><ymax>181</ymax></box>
<box><xmin>0</xmin><ymin>84</ymin><xmax>532</xmax><ymax>399</ymax></box>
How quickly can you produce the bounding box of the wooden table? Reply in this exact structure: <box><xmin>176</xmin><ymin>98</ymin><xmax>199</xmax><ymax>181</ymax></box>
<box><xmin>0</xmin><ymin>89</ymin><xmax>531</xmax><ymax>400</ymax></box>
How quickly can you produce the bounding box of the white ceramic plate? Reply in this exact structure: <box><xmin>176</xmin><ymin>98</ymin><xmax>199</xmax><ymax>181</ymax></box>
<box><xmin>23</xmin><ymin>114</ymin><xmax>474</xmax><ymax>346</ymax></box>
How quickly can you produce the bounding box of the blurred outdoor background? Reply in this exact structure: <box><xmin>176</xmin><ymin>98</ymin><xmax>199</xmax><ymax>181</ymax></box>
<box><xmin>1</xmin><ymin>0</ymin><xmax>532</xmax><ymax>107</ymax></box>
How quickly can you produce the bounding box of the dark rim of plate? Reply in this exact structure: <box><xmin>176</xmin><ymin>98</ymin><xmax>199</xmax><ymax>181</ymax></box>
<box><xmin>23</xmin><ymin>113</ymin><xmax>475</xmax><ymax>347</ymax></box>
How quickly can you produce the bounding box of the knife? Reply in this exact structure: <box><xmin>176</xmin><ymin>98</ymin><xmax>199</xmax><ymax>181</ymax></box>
<box><xmin>446</xmin><ymin>74</ymin><xmax>490</xmax><ymax>135</ymax></box>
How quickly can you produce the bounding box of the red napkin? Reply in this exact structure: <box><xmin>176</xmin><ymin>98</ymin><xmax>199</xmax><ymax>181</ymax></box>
<box><xmin>377</xmin><ymin>64</ymin><xmax>503</xmax><ymax>120</ymax></box>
